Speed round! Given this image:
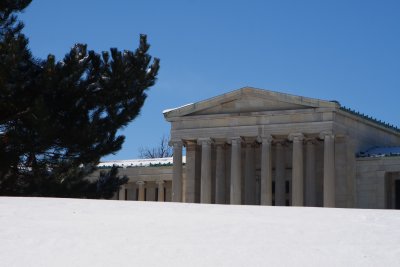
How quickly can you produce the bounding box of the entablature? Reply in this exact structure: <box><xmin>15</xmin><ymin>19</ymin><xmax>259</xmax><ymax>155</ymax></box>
<box><xmin>170</xmin><ymin>121</ymin><xmax>340</xmax><ymax>141</ymax></box>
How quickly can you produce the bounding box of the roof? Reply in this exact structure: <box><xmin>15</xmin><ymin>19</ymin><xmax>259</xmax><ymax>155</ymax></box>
<box><xmin>340</xmin><ymin>106</ymin><xmax>400</xmax><ymax>133</ymax></box>
<box><xmin>163</xmin><ymin>87</ymin><xmax>339</xmax><ymax>119</ymax></box>
<box><xmin>358</xmin><ymin>147</ymin><xmax>400</xmax><ymax>158</ymax></box>
<box><xmin>163</xmin><ymin>86</ymin><xmax>399</xmax><ymax>133</ymax></box>
<box><xmin>98</xmin><ymin>156</ymin><xmax>186</xmax><ymax>168</ymax></box>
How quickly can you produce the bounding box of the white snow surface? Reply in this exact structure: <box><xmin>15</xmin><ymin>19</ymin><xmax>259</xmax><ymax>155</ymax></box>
<box><xmin>359</xmin><ymin>146</ymin><xmax>400</xmax><ymax>157</ymax></box>
<box><xmin>162</xmin><ymin>103</ymin><xmax>193</xmax><ymax>114</ymax></box>
<box><xmin>1</xmin><ymin>197</ymin><xmax>400</xmax><ymax>267</ymax></box>
<box><xmin>98</xmin><ymin>156</ymin><xmax>186</xmax><ymax>168</ymax></box>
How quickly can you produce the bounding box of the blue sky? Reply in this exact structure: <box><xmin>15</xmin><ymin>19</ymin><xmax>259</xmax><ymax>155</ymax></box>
<box><xmin>20</xmin><ymin>0</ymin><xmax>400</xmax><ymax>160</ymax></box>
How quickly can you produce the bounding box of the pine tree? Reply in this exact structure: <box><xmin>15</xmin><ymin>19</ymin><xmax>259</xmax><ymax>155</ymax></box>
<box><xmin>0</xmin><ymin>1</ymin><xmax>159</xmax><ymax>198</ymax></box>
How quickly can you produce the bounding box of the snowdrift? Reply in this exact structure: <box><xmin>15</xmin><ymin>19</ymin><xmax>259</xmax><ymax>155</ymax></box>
<box><xmin>1</xmin><ymin>197</ymin><xmax>399</xmax><ymax>266</ymax></box>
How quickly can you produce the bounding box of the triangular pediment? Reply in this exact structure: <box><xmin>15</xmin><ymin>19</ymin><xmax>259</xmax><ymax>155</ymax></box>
<box><xmin>164</xmin><ymin>87</ymin><xmax>339</xmax><ymax>119</ymax></box>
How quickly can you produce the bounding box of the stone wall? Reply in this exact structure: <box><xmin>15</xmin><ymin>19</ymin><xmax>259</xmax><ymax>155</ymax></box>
<box><xmin>356</xmin><ymin>157</ymin><xmax>400</xmax><ymax>209</ymax></box>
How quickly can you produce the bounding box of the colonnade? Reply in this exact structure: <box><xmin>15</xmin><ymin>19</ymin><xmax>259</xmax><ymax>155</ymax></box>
<box><xmin>119</xmin><ymin>180</ymin><xmax>166</xmax><ymax>202</ymax></box>
<box><xmin>171</xmin><ymin>131</ymin><xmax>336</xmax><ymax>207</ymax></box>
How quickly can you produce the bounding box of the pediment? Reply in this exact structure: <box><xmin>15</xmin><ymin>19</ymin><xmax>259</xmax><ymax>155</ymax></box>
<box><xmin>192</xmin><ymin>95</ymin><xmax>308</xmax><ymax>115</ymax></box>
<box><xmin>164</xmin><ymin>87</ymin><xmax>338</xmax><ymax>119</ymax></box>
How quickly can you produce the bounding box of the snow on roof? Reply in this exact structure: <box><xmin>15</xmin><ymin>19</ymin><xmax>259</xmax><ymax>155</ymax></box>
<box><xmin>98</xmin><ymin>156</ymin><xmax>186</xmax><ymax>168</ymax></box>
<box><xmin>162</xmin><ymin>103</ymin><xmax>193</xmax><ymax>114</ymax></box>
<box><xmin>358</xmin><ymin>146</ymin><xmax>400</xmax><ymax>158</ymax></box>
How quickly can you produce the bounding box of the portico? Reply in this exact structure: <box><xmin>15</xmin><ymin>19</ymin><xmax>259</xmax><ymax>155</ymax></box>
<box><xmin>164</xmin><ymin>87</ymin><xmax>350</xmax><ymax>207</ymax></box>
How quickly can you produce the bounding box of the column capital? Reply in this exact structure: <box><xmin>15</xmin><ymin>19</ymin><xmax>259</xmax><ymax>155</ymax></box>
<box><xmin>197</xmin><ymin>137</ymin><xmax>214</xmax><ymax>146</ymax></box>
<box><xmin>273</xmin><ymin>139</ymin><xmax>288</xmax><ymax>146</ymax></box>
<box><xmin>227</xmin><ymin>136</ymin><xmax>243</xmax><ymax>145</ymax></box>
<box><xmin>319</xmin><ymin>131</ymin><xmax>335</xmax><ymax>140</ymax></box>
<box><xmin>243</xmin><ymin>137</ymin><xmax>257</xmax><ymax>144</ymax></box>
<box><xmin>184</xmin><ymin>140</ymin><xmax>197</xmax><ymax>148</ymax></box>
<box><xmin>169</xmin><ymin>139</ymin><xmax>183</xmax><ymax>147</ymax></box>
<box><xmin>257</xmin><ymin>135</ymin><xmax>273</xmax><ymax>144</ymax></box>
<box><xmin>214</xmin><ymin>142</ymin><xmax>226</xmax><ymax>148</ymax></box>
<box><xmin>156</xmin><ymin>180</ymin><xmax>165</xmax><ymax>185</ymax></box>
<box><xmin>136</xmin><ymin>181</ymin><xmax>145</xmax><ymax>186</ymax></box>
<box><xmin>304</xmin><ymin>137</ymin><xmax>317</xmax><ymax>145</ymax></box>
<box><xmin>288</xmin><ymin>133</ymin><xmax>304</xmax><ymax>142</ymax></box>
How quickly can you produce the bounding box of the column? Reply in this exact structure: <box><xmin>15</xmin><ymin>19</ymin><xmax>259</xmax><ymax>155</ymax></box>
<box><xmin>118</xmin><ymin>185</ymin><xmax>125</xmax><ymax>200</ymax></box>
<box><xmin>198</xmin><ymin>138</ymin><xmax>213</xmax><ymax>204</ymax></box>
<box><xmin>275</xmin><ymin>141</ymin><xmax>286</xmax><ymax>206</ymax></box>
<box><xmin>171</xmin><ymin>140</ymin><xmax>183</xmax><ymax>202</ymax></box>
<box><xmin>184</xmin><ymin>141</ymin><xmax>197</xmax><ymax>203</ymax></box>
<box><xmin>244</xmin><ymin>140</ymin><xmax>256</xmax><ymax>205</ymax></box>
<box><xmin>195</xmin><ymin>145</ymin><xmax>202</xmax><ymax>203</ymax></box>
<box><xmin>258</xmin><ymin>135</ymin><xmax>273</xmax><ymax>205</ymax></box>
<box><xmin>215</xmin><ymin>143</ymin><xmax>226</xmax><ymax>204</ymax></box>
<box><xmin>289</xmin><ymin>133</ymin><xmax>304</xmax><ymax>206</ymax></box>
<box><xmin>137</xmin><ymin>181</ymin><xmax>145</xmax><ymax>201</ymax></box>
<box><xmin>320</xmin><ymin>131</ymin><xmax>335</xmax><ymax>207</ymax></box>
<box><xmin>230</xmin><ymin>137</ymin><xmax>242</xmax><ymax>205</ymax></box>
<box><xmin>305</xmin><ymin>139</ymin><xmax>316</xmax><ymax>206</ymax></box>
<box><xmin>156</xmin><ymin>180</ymin><xmax>165</xmax><ymax>202</ymax></box>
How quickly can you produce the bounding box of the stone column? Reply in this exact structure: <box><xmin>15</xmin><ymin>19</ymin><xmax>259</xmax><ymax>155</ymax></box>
<box><xmin>305</xmin><ymin>139</ymin><xmax>316</xmax><ymax>206</ymax></box>
<box><xmin>137</xmin><ymin>181</ymin><xmax>145</xmax><ymax>201</ymax></box>
<box><xmin>184</xmin><ymin>141</ymin><xmax>197</xmax><ymax>203</ymax></box>
<box><xmin>198</xmin><ymin>138</ymin><xmax>213</xmax><ymax>204</ymax></box>
<box><xmin>244</xmin><ymin>140</ymin><xmax>256</xmax><ymax>205</ymax></box>
<box><xmin>320</xmin><ymin>131</ymin><xmax>335</xmax><ymax>207</ymax></box>
<box><xmin>215</xmin><ymin>143</ymin><xmax>226</xmax><ymax>204</ymax></box>
<box><xmin>258</xmin><ymin>135</ymin><xmax>273</xmax><ymax>205</ymax></box>
<box><xmin>289</xmin><ymin>133</ymin><xmax>304</xmax><ymax>206</ymax></box>
<box><xmin>156</xmin><ymin>180</ymin><xmax>165</xmax><ymax>202</ymax></box>
<box><xmin>170</xmin><ymin>140</ymin><xmax>183</xmax><ymax>202</ymax></box>
<box><xmin>230</xmin><ymin>137</ymin><xmax>242</xmax><ymax>205</ymax></box>
<box><xmin>119</xmin><ymin>185</ymin><xmax>125</xmax><ymax>200</ymax></box>
<box><xmin>275</xmin><ymin>141</ymin><xmax>286</xmax><ymax>206</ymax></box>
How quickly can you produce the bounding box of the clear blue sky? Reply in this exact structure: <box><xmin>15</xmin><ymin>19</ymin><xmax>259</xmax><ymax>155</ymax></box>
<box><xmin>20</xmin><ymin>0</ymin><xmax>400</xmax><ymax>160</ymax></box>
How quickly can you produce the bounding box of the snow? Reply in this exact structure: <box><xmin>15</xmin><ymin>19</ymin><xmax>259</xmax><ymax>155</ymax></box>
<box><xmin>358</xmin><ymin>146</ymin><xmax>400</xmax><ymax>157</ymax></box>
<box><xmin>1</xmin><ymin>197</ymin><xmax>400</xmax><ymax>267</ymax></box>
<box><xmin>101</xmin><ymin>75</ymin><xmax>110</xmax><ymax>81</ymax></box>
<box><xmin>78</xmin><ymin>55</ymin><xmax>89</xmax><ymax>64</ymax></box>
<box><xmin>163</xmin><ymin>103</ymin><xmax>194</xmax><ymax>114</ymax></box>
<box><xmin>98</xmin><ymin>156</ymin><xmax>186</xmax><ymax>168</ymax></box>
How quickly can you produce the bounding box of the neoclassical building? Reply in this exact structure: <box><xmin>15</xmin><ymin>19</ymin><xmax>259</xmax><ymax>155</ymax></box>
<box><xmin>99</xmin><ymin>87</ymin><xmax>400</xmax><ymax>209</ymax></box>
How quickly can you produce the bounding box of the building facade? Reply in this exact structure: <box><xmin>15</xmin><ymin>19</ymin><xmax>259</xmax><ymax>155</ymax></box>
<box><xmin>100</xmin><ymin>87</ymin><xmax>400</xmax><ymax>209</ymax></box>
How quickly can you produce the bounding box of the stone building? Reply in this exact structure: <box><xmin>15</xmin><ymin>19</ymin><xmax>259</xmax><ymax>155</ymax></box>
<box><xmin>100</xmin><ymin>87</ymin><xmax>400</xmax><ymax>209</ymax></box>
